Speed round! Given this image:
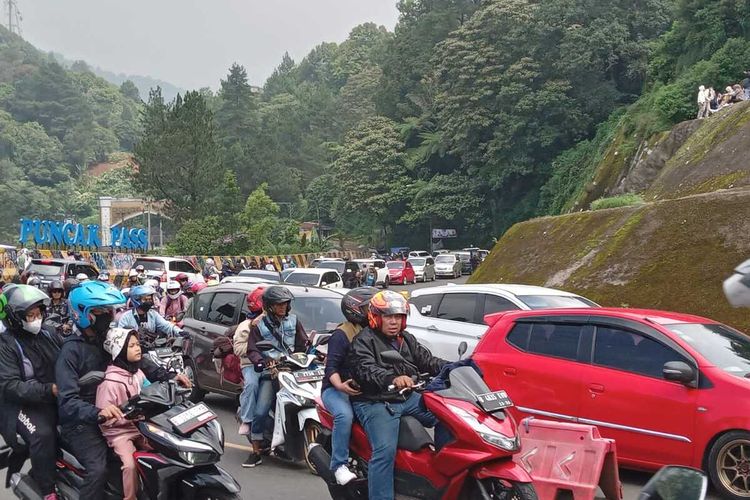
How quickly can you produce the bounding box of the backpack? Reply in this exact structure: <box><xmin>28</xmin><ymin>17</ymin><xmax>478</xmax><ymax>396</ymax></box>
<box><xmin>212</xmin><ymin>324</ymin><xmax>243</xmax><ymax>385</ymax></box>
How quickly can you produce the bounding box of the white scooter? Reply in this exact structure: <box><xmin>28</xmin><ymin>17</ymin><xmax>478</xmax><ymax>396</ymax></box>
<box><xmin>256</xmin><ymin>338</ymin><xmax>326</xmax><ymax>474</ymax></box>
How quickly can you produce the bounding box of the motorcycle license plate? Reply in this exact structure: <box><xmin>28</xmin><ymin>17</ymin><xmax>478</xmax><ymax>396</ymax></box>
<box><xmin>168</xmin><ymin>403</ymin><xmax>217</xmax><ymax>435</ymax></box>
<box><xmin>476</xmin><ymin>390</ymin><xmax>513</xmax><ymax>413</ymax></box>
<box><xmin>294</xmin><ymin>368</ymin><xmax>325</xmax><ymax>383</ymax></box>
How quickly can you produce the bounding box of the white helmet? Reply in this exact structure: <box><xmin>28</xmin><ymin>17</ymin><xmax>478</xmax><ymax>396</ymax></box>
<box><xmin>166</xmin><ymin>280</ymin><xmax>182</xmax><ymax>298</ymax></box>
<box><xmin>206</xmin><ymin>258</ymin><xmax>215</xmax><ymax>265</ymax></box>
<box><xmin>144</xmin><ymin>279</ymin><xmax>160</xmax><ymax>289</ymax></box>
<box><xmin>103</xmin><ymin>327</ymin><xmax>137</xmax><ymax>360</ymax></box>
<box><xmin>76</xmin><ymin>273</ymin><xmax>89</xmax><ymax>281</ymax></box>
<box><xmin>724</xmin><ymin>259</ymin><xmax>750</xmax><ymax>307</ymax></box>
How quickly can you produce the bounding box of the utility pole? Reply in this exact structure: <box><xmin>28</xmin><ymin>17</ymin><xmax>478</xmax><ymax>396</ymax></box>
<box><xmin>4</xmin><ymin>0</ymin><xmax>22</xmax><ymax>35</ymax></box>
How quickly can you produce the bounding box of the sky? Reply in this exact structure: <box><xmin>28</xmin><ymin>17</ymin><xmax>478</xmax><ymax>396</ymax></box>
<box><xmin>15</xmin><ymin>0</ymin><xmax>400</xmax><ymax>90</ymax></box>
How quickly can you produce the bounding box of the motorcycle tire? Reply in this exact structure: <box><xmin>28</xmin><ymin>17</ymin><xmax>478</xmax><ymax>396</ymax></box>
<box><xmin>193</xmin><ymin>489</ymin><xmax>242</xmax><ymax>500</ymax></box>
<box><xmin>464</xmin><ymin>479</ymin><xmax>538</xmax><ymax>500</ymax></box>
<box><xmin>184</xmin><ymin>360</ymin><xmax>207</xmax><ymax>403</ymax></box>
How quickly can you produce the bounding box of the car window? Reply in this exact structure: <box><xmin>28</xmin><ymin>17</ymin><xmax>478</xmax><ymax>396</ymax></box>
<box><xmin>411</xmin><ymin>293</ymin><xmax>442</xmax><ymax>317</ymax></box>
<box><xmin>285</xmin><ymin>272</ymin><xmax>321</xmax><ymax>286</ymax></box>
<box><xmin>386</xmin><ymin>262</ymin><xmax>404</xmax><ymax>269</ymax></box>
<box><xmin>436</xmin><ymin>293</ymin><xmax>477</xmax><ymax>323</ymax></box>
<box><xmin>435</xmin><ymin>255</ymin><xmax>455</xmax><ymax>264</ymax></box>
<box><xmin>133</xmin><ymin>259</ymin><xmax>165</xmax><ymax>272</ymax></box>
<box><xmin>525</xmin><ymin>323</ymin><xmax>584</xmax><ymax>360</ymax></box>
<box><xmin>319</xmin><ymin>261</ymin><xmax>346</xmax><ymax>273</ymax></box>
<box><xmin>207</xmin><ymin>292</ymin><xmax>240</xmax><ymax>326</ymax></box>
<box><xmin>507</xmin><ymin>323</ymin><xmax>532</xmax><ymax>350</ymax></box>
<box><xmin>73</xmin><ymin>265</ymin><xmax>98</xmax><ymax>278</ymax></box>
<box><xmin>517</xmin><ymin>295</ymin><xmax>598</xmax><ymax>309</ymax></box>
<box><xmin>28</xmin><ymin>262</ymin><xmax>64</xmax><ymax>276</ymax></box>
<box><xmin>170</xmin><ymin>260</ymin><xmax>196</xmax><ymax>273</ymax></box>
<box><xmin>324</xmin><ymin>272</ymin><xmax>339</xmax><ymax>284</ymax></box>
<box><xmin>374</xmin><ymin>261</ymin><xmax>385</xmax><ymax>269</ymax></box>
<box><xmin>194</xmin><ymin>292</ymin><xmax>213</xmax><ymax>322</ymax></box>
<box><xmin>593</xmin><ymin>326</ymin><xmax>687</xmax><ymax>378</ymax></box>
<box><xmin>482</xmin><ymin>294</ymin><xmax>520</xmax><ymax>315</ymax></box>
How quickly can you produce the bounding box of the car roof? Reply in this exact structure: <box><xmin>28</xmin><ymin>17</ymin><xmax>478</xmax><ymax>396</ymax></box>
<box><xmin>288</xmin><ymin>268</ymin><xmax>336</xmax><ymax>276</ymax></box>
<box><xmin>208</xmin><ymin>282</ymin><xmax>342</xmax><ymax>298</ymax></box>
<box><xmin>31</xmin><ymin>258</ymin><xmax>84</xmax><ymax>265</ymax></box>
<box><xmin>411</xmin><ymin>283</ymin><xmax>583</xmax><ymax>297</ymax></box>
<box><xmin>485</xmin><ymin>307</ymin><xmax>717</xmax><ymax>327</ymax></box>
<box><xmin>352</xmin><ymin>258</ymin><xmax>384</xmax><ymax>262</ymax></box>
<box><xmin>133</xmin><ymin>256</ymin><xmax>188</xmax><ymax>263</ymax></box>
<box><xmin>221</xmin><ymin>276</ymin><xmax>278</xmax><ymax>284</ymax></box>
<box><xmin>238</xmin><ymin>269</ymin><xmax>280</xmax><ymax>276</ymax></box>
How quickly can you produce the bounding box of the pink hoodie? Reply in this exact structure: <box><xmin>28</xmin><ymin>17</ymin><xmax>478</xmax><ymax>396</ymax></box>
<box><xmin>95</xmin><ymin>364</ymin><xmax>146</xmax><ymax>443</ymax></box>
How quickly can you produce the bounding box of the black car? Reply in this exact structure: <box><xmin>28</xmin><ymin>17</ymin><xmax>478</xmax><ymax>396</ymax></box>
<box><xmin>26</xmin><ymin>258</ymin><xmax>99</xmax><ymax>290</ymax></box>
<box><xmin>181</xmin><ymin>283</ymin><xmax>345</xmax><ymax>400</ymax></box>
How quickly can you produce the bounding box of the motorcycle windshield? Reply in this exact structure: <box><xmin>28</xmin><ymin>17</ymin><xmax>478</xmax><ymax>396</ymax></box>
<box><xmin>139</xmin><ymin>381</ymin><xmax>174</xmax><ymax>406</ymax></box>
<box><xmin>435</xmin><ymin>366</ymin><xmax>492</xmax><ymax>405</ymax></box>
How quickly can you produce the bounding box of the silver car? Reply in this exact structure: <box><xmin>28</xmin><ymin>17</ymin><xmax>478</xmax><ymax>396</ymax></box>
<box><xmin>433</xmin><ymin>253</ymin><xmax>462</xmax><ymax>279</ymax></box>
<box><xmin>407</xmin><ymin>257</ymin><xmax>436</xmax><ymax>282</ymax></box>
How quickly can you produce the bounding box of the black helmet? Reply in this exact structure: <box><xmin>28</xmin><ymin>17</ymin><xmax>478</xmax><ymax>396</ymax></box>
<box><xmin>2</xmin><ymin>284</ymin><xmax>50</xmax><ymax>331</ymax></box>
<box><xmin>63</xmin><ymin>277</ymin><xmax>80</xmax><ymax>297</ymax></box>
<box><xmin>262</xmin><ymin>286</ymin><xmax>294</xmax><ymax>317</ymax></box>
<box><xmin>341</xmin><ymin>287</ymin><xmax>379</xmax><ymax>327</ymax></box>
<box><xmin>49</xmin><ymin>280</ymin><xmax>64</xmax><ymax>293</ymax></box>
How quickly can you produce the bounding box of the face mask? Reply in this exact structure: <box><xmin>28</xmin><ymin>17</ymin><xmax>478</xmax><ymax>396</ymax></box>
<box><xmin>168</xmin><ymin>291</ymin><xmax>181</xmax><ymax>299</ymax></box>
<box><xmin>92</xmin><ymin>312</ymin><xmax>113</xmax><ymax>336</ymax></box>
<box><xmin>140</xmin><ymin>301</ymin><xmax>154</xmax><ymax>312</ymax></box>
<box><xmin>23</xmin><ymin>318</ymin><xmax>42</xmax><ymax>335</ymax></box>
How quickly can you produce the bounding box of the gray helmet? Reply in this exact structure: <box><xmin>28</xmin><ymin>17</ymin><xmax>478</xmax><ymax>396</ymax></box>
<box><xmin>49</xmin><ymin>280</ymin><xmax>64</xmax><ymax>293</ymax></box>
<box><xmin>724</xmin><ymin>259</ymin><xmax>750</xmax><ymax>307</ymax></box>
<box><xmin>262</xmin><ymin>286</ymin><xmax>294</xmax><ymax>317</ymax></box>
<box><xmin>2</xmin><ymin>284</ymin><xmax>50</xmax><ymax>331</ymax></box>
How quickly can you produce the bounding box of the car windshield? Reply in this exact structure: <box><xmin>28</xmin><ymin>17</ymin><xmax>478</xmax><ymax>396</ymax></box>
<box><xmin>294</xmin><ymin>297</ymin><xmax>346</xmax><ymax>331</ymax></box>
<box><xmin>239</xmin><ymin>270</ymin><xmax>280</xmax><ymax>280</ymax></box>
<box><xmin>667</xmin><ymin>323</ymin><xmax>750</xmax><ymax>377</ymax></box>
<box><xmin>28</xmin><ymin>262</ymin><xmax>63</xmax><ymax>276</ymax></box>
<box><xmin>134</xmin><ymin>260</ymin><xmax>165</xmax><ymax>271</ymax></box>
<box><xmin>518</xmin><ymin>295</ymin><xmax>598</xmax><ymax>309</ymax></box>
<box><xmin>284</xmin><ymin>272</ymin><xmax>320</xmax><ymax>286</ymax></box>
<box><xmin>456</xmin><ymin>253</ymin><xmax>470</xmax><ymax>262</ymax></box>
<box><xmin>387</xmin><ymin>262</ymin><xmax>404</xmax><ymax>269</ymax></box>
<box><xmin>318</xmin><ymin>261</ymin><xmax>345</xmax><ymax>273</ymax></box>
<box><xmin>408</xmin><ymin>258</ymin><xmax>426</xmax><ymax>266</ymax></box>
<box><xmin>435</xmin><ymin>255</ymin><xmax>455</xmax><ymax>263</ymax></box>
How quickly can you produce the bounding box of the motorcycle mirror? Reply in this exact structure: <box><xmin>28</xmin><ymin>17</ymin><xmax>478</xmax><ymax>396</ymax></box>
<box><xmin>381</xmin><ymin>350</ymin><xmax>406</xmax><ymax>365</ymax></box>
<box><xmin>256</xmin><ymin>340</ymin><xmax>275</xmax><ymax>352</ymax></box>
<box><xmin>79</xmin><ymin>371</ymin><xmax>105</xmax><ymax>387</ymax></box>
<box><xmin>172</xmin><ymin>337</ymin><xmax>185</xmax><ymax>349</ymax></box>
<box><xmin>638</xmin><ymin>466</ymin><xmax>707</xmax><ymax>500</ymax></box>
<box><xmin>458</xmin><ymin>341</ymin><xmax>468</xmax><ymax>359</ymax></box>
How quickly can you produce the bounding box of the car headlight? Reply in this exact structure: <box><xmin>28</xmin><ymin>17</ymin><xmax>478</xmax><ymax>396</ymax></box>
<box><xmin>446</xmin><ymin>404</ymin><xmax>519</xmax><ymax>451</ymax></box>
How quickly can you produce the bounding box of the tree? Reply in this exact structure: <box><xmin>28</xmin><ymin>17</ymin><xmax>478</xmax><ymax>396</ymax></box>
<box><xmin>216</xmin><ymin>63</ymin><xmax>258</xmax><ymax>145</ymax></box>
<box><xmin>242</xmin><ymin>183</ymin><xmax>281</xmax><ymax>249</ymax></box>
<box><xmin>263</xmin><ymin>52</ymin><xmax>297</xmax><ymax>98</ymax></box>
<box><xmin>120</xmin><ymin>80</ymin><xmax>141</xmax><ymax>101</ymax></box>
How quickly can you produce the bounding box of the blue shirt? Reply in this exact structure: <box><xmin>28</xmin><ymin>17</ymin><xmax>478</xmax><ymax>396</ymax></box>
<box><xmin>322</xmin><ymin>328</ymin><xmax>353</xmax><ymax>392</ymax></box>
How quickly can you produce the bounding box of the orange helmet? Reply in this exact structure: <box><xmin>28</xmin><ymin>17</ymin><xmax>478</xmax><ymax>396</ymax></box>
<box><xmin>367</xmin><ymin>290</ymin><xmax>409</xmax><ymax>331</ymax></box>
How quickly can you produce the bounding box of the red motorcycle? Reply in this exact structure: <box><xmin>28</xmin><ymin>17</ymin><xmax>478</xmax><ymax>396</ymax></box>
<box><xmin>309</xmin><ymin>347</ymin><xmax>537</xmax><ymax>500</ymax></box>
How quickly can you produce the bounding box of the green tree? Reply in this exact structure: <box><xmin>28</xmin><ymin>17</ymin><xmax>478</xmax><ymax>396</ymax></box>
<box><xmin>242</xmin><ymin>182</ymin><xmax>281</xmax><ymax>249</ymax></box>
<box><xmin>120</xmin><ymin>80</ymin><xmax>141</xmax><ymax>101</ymax></box>
<box><xmin>263</xmin><ymin>52</ymin><xmax>297</xmax><ymax>99</ymax></box>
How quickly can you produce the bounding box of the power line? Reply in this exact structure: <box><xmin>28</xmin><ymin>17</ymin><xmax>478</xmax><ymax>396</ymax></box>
<box><xmin>4</xmin><ymin>0</ymin><xmax>22</xmax><ymax>36</ymax></box>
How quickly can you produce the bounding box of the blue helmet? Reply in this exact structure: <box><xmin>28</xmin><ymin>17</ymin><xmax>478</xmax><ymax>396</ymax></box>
<box><xmin>129</xmin><ymin>285</ymin><xmax>156</xmax><ymax>310</ymax></box>
<box><xmin>68</xmin><ymin>280</ymin><xmax>126</xmax><ymax>329</ymax></box>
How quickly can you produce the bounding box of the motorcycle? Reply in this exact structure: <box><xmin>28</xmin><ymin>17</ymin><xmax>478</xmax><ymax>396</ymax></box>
<box><xmin>256</xmin><ymin>338</ymin><xmax>326</xmax><ymax>474</ymax></box>
<box><xmin>3</xmin><ymin>373</ymin><xmax>241</xmax><ymax>500</ymax></box>
<box><xmin>139</xmin><ymin>327</ymin><xmax>187</xmax><ymax>375</ymax></box>
<box><xmin>310</xmin><ymin>342</ymin><xmax>538</xmax><ymax>500</ymax></box>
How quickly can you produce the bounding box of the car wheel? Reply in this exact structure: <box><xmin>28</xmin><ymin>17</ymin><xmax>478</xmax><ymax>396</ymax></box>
<box><xmin>412</xmin><ymin>276</ymin><xmax>417</xmax><ymax>285</ymax></box>
<box><xmin>184</xmin><ymin>359</ymin><xmax>207</xmax><ymax>403</ymax></box>
<box><xmin>383</xmin><ymin>277</ymin><xmax>389</xmax><ymax>289</ymax></box>
<box><xmin>709</xmin><ymin>431</ymin><xmax>750</xmax><ymax>500</ymax></box>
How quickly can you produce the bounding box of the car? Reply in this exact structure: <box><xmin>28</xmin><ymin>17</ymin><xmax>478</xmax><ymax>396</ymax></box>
<box><xmin>352</xmin><ymin>259</ymin><xmax>390</xmax><ymax>289</ymax></box>
<box><xmin>283</xmin><ymin>268</ymin><xmax>343</xmax><ymax>289</ymax></box>
<box><xmin>463</xmin><ymin>247</ymin><xmax>490</xmax><ymax>261</ymax></box>
<box><xmin>181</xmin><ymin>282</ymin><xmax>346</xmax><ymax>400</ymax></box>
<box><xmin>454</xmin><ymin>251</ymin><xmax>473</xmax><ymax>274</ymax></box>
<box><xmin>408</xmin><ymin>284</ymin><xmax>597</xmax><ymax>360</ymax></box>
<box><xmin>26</xmin><ymin>259</ymin><xmax>99</xmax><ymax>290</ymax></box>
<box><xmin>386</xmin><ymin>260</ymin><xmax>417</xmax><ymax>285</ymax></box>
<box><xmin>220</xmin><ymin>275</ymin><xmax>278</xmax><ymax>285</ymax></box>
<box><xmin>317</xmin><ymin>260</ymin><xmax>362</xmax><ymax>287</ymax></box>
<box><xmin>433</xmin><ymin>253</ymin><xmax>462</xmax><ymax>278</ymax></box>
<box><xmin>309</xmin><ymin>257</ymin><xmax>344</xmax><ymax>268</ymax></box>
<box><xmin>131</xmin><ymin>257</ymin><xmax>203</xmax><ymax>284</ymax></box>
<box><xmin>408</xmin><ymin>250</ymin><xmax>431</xmax><ymax>258</ymax></box>
<box><xmin>237</xmin><ymin>269</ymin><xmax>283</xmax><ymax>282</ymax></box>
<box><xmin>407</xmin><ymin>256</ymin><xmax>436</xmax><ymax>282</ymax></box>
<box><xmin>471</xmin><ymin>307</ymin><xmax>750</xmax><ymax>500</ymax></box>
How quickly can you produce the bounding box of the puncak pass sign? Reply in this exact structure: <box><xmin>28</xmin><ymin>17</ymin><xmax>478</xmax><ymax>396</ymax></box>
<box><xmin>19</xmin><ymin>218</ymin><xmax>148</xmax><ymax>251</ymax></box>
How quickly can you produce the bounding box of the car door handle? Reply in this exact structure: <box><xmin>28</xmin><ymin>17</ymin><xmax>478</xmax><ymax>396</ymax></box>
<box><xmin>588</xmin><ymin>383</ymin><xmax>605</xmax><ymax>393</ymax></box>
<box><xmin>503</xmin><ymin>367</ymin><xmax>517</xmax><ymax>376</ymax></box>
<box><xmin>426</xmin><ymin>325</ymin><xmax>439</xmax><ymax>331</ymax></box>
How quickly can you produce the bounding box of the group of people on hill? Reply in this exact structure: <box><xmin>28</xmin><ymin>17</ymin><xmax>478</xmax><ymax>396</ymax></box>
<box><xmin>697</xmin><ymin>71</ymin><xmax>750</xmax><ymax>119</ymax></box>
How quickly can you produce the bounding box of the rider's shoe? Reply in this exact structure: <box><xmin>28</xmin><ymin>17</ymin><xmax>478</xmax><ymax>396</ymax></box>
<box><xmin>271</xmin><ymin>447</ymin><xmax>293</xmax><ymax>461</ymax></box>
<box><xmin>334</xmin><ymin>465</ymin><xmax>357</xmax><ymax>485</ymax></box>
<box><xmin>242</xmin><ymin>453</ymin><xmax>262</xmax><ymax>468</ymax></box>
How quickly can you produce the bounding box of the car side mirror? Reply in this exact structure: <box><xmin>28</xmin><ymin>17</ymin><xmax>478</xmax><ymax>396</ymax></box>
<box><xmin>458</xmin><ymin>341</ymin><xmax>468</xmax><ymax>359</ymax></box>
<box><xmin>663</xmin><ymin>361</ymin><xmax>696</xmax><ymax>385</ymax></box>
<box><xmin>638</xmin><ymin>465</ymin><xmax>707</xmax><ymax>500</ymax></box>
<box><xmin>256</xmin><ymin>340</ymin><xmax>275</xmax><ymax>352</ymax></box>
<box><xmin>321</xmin><ymin>282</ymin><xmax>327</xmax><ymax>286</ymax></box>
<box><xmin>381</xmin><ymin>350</ymin><xmax>406</xmax><ymax>365</ymax></box>
<box><xmin>79</xmin><ymin>371</ymin><xmax>105</xmax><ymax>387</ymax></box>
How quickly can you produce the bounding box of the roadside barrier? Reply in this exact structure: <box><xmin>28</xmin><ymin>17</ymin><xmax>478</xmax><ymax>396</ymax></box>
<box><xmin>513</xmin><ymin>417</ymin><xmax>622</xmax><ymax>500</ymax></box>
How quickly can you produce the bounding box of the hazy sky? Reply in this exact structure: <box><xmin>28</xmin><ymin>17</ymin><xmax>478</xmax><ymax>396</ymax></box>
<box><xmin>17</xmin><ymin>0</ymin><xmax>400</xmax><ymax>90</ymax></box>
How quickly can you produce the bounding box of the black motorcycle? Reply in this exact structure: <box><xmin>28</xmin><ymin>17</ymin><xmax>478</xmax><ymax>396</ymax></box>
<box><xmin>3</xmin><ymin>374</ymin><xmax>241</xmax><ymax>500</ymax></box>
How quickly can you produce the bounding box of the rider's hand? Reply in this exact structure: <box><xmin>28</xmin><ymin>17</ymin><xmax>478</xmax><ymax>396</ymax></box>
<box><xmin>99</xmin><ymin>404</ymin><xmax>124</xmax><ymax>422</ymax></box>
<box><xmin>337</xmin><ymin>379</ymin><xmax>362</xmax><ymax>396</ymax></box>
<box><xmin>393</xmin><ymin>375</ymin><xmax>414</xmax><ymax>390</ymax></box>
<box><xmin>174</xmin><ymin>373</ymin><xmax>192</xmax><ymax>388</ymax></box>
<box><xmin>51</xmin><ymin>384</ymin><xmax>58</xmax><ymax>397</ymax></box>
<box><xmin>254</xmin><ymin>361</ymin><xmax>266</xmax><ymax>373</ymax></box>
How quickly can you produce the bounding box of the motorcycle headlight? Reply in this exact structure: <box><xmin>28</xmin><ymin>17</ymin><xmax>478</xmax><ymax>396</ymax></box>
<box><xmin>446</xmin><ymin>404</ymin><xmax>520</xmax><ymax>452</ymax></box>
<box><xmin>178</xmin><ymin>450</ymin><xmax>218</xmax><ymax>466</ymax></box>
<box><xmin>146</xmin><ymin>424</ymin><xmax>215</xmax><ymax>453</ymax></box>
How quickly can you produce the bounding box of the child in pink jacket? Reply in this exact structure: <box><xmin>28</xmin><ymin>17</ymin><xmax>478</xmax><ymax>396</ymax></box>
<box><xmin>96</xmin><ymin>328</ymin><xmax>150</xmax><ymax>500</ymax></box>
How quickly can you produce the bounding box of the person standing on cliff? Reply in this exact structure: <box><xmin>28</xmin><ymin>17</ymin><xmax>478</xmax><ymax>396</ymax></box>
<box><xmin>697</xmin><ymin>85</ymin><xmax>708</xmax><ymax>119</ymax></box>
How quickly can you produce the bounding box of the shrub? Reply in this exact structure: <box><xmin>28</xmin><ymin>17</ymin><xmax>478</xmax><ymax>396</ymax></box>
<box><xmin>590</xmin><ymin>194</ymin><xmax>644</xmax><ymax>211</ymax></box>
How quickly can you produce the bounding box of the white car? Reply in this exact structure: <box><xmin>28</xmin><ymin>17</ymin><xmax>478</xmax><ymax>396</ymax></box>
<box><xmin>407</xmin><ymin>284</ymin><xmax>598</xmax><ymax>360</ymax></box>
<box><xmin>433</xmin><ymin>253</ymin><xmax>462</xmax><ymax>278</ymax></box>
<box><xmin>283</xmin><ymin>268</ymin><xmax>343</xmax><ymax>289</ymax></box>
<box><xmin>131</xmin><ymin>257</ymin><xmax>204</xmax><ymax>284</ymax></box>
<box><xmin>351</xmin><ymin>259</ymin><xmax>390</xmax><ymax>288</ymax></box>
<box><xmin>309</xmin><ymin>257</ymin><xmax>344</xmax><ymax>268</ymax></box>
<box><xmin>408</xmin><ymin>250</ymin><xmax>431</xmax><ymax>258</ymax></box>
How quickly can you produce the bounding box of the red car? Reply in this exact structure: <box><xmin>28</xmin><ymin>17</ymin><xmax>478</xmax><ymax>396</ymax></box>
<box><xmin>386</xmin><ymin>260</ymin><xmax>416</xmax><ymax>285</ymax></box>
<box><xmin>472</xmin><ymin>307</ymin><xmax>750</xmax><ymax>500</ymax></box>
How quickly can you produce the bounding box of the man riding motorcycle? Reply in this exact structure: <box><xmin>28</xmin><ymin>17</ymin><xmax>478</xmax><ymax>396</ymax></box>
<box><xmin>245</xmin><ymin>286</ymin><xmax>309</xmax><ymax>465</ymax></box>
<box><xmin>349</xmin><ymin>290</ymin><xmax>448</xmax><ymax>500</ymax></box>
<box><xmin>55</xmin><ymin>280</ymin><xmax>191</xmax><ymax>499</ymax></box>
<box><xmin>117</xmin><ymin>284</ymin><xmax>184</xmax><ymax>346</ymax></box>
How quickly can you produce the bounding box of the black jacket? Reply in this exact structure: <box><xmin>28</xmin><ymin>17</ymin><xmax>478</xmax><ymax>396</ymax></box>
<box><xmin>0</xmin><ymin>326</ymin><xmax>62</xmax><ymax>449</ymax></box>
<box><xmin>349</xmin><ymin>327</ymin><xmax>447</xmax><ymax>403</ymax></box>
<box><xmin>55</xmin><ymin>330</ymin><xmax>174</xmax><ymax>428</ymax></box>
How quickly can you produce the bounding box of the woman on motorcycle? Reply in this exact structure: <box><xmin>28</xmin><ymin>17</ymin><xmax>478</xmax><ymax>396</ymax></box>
<box><xmin>0</xmin><ymin>284</ymin><xmax>62</xmax><ymax>500</ymax></box>
<box><xmin>96</xmin><ymin>328</ymin><xmax>150</xmax><ymax>500</ymax></box>
<box><xmin>322</xmin><ymin>287</ymin><xmax>378</xmax><ymax>485</ymax></box>
<box><xmin>159</xmin><ymin>280</ymin><xmax>188</xmax><ymax>320</ymax></box>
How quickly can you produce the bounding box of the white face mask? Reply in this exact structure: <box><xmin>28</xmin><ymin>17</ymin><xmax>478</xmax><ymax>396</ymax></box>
<box><xmin>23</xmin><ymin>318</ymin><xmax>42</xmax><ymax>335</ymax></box>
<box><xmin>168</xmin><ymin>291</ymin><xmax>181</xmax><ymax>299</ymax></box>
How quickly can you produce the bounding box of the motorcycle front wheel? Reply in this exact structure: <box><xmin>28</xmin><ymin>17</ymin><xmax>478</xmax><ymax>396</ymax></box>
<box><xmin>464</xmin><ymin>479</ymin><xmax>538</xmax><ymax>500</ymax></box>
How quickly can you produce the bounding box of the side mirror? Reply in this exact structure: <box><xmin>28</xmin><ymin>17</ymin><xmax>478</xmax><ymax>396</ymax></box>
<box><xmin>79</xmin><ymin>371</ymin><xmax>105</xmax><ymax>387</ymax></box>
<box><xmin>381</xmin><ymin>350</ymin><xmax>406</xmax><ymax>365</ymax></box>
<box><xmin>321</xmin><ymin>282</ymin><xmax>328</xmax><ymax>287</ymax></box>
<box><xmin>458</xmin><ymin>341</ymin><xmax>468</xmax><ymax>359</ymax></box>
<box><xmin>663</xmin><ymin>361</ymin><xmax>696</xmax><ymax>385</ymax></box>
<box><xmin>256</xmin><ymin>340</ymin><xmax>275</xmax><ymax>352</ymax></box>
<box><xmin>638</xmin><ymin>465</ymin><xmax>707</xmax><ymax>500</ymax></box>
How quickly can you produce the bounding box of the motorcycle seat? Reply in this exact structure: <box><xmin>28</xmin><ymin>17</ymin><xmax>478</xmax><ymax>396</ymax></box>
<box><xmin>397</xmin><ymin>416</ymin><xmax>433</xmax><ymax>452</ymax></box>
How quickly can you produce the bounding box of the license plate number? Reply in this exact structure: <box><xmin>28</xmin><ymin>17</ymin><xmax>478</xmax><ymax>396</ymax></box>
<box><xmin>476</xmin><ymin>390</ymin><xmax>513</xmax><ymax>413</ymax></box>
<box><xmin>168</xmin><ymin>403</ymin><xmax>217</xmax><ymax>434</ymax></box>
<box><xmin>294</xmin><ymin>368</ymin><xmax>324</xmax><ymax>383</ymax></box>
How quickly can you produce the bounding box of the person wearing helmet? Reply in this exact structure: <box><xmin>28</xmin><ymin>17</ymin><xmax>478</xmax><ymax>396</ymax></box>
<box><xmin>134</xmin><ymin>265</ymin><xmax>148</xmax><ymax>285</ymax></box>
<box><xmin>127</xmin><ymin>269</ymin><xmax>140</xmax><ymax>288</ymax></box>
<box><xmin>0</xmin><ymin>285</ymin><xmax>62</xmax><ymax>500</ymax></box>
<box><xmin>203</xmin><ymin>258</ymin><xmax>219</xmax><ymax>280</ymax></box>
<box><xmin>96</xmin><ymin>328</ymin><xmax>149</xmax><ymax>500</ymax></box>
<box><xmin>26</xmin><ymin>275</ymin><xmax>42</xmax><ymax>289</ymax></box>
<box><xmin>62</xmin><ymin>277</ymin><xmax>80</xmax><ymax>298</ymax></box>
<box><xmin>348</xmin><ymin>290</ymin><xmax>448</xmax><ymax>500</ymax></box>
<box><xmin>245</xmin><ymin>286</ymin><xmax>309</xmax><ymax>464</ymax></box>
<box><xmin>159</xmin><ymin>281</ymin><xmax>188</xmax><ymax>321</ymax></box>
<box><xmin>75</xmin><ymin>272</ymin><xmax>90</xmax><ymax>282</ymax></box>
<box><xmin>47</xmin><ymin>280</ymin><xmax>72</xmax><ymax>335</ymax></box>
<box><xmin>322</xmin><ymin>287</ymin><xmax>378</xmax><ymax>484</ymax></box>
<box><xmin>117</xmin><ymin>284</ymin><xmax>183</xmax><ymax>345</ymax></box>
<box><xmin>55</xmin><ymin>281</ymin><xmax>191</xmax><ymax>499</ymax></box>
<box><xmin>175</xmin><ymin>273</ymin><xmax>191</xmax><ymax>293</ymax></box>
<box><xmin>232</xmin><ymin>286</ymin><xmax>267</xmax><ymax>466</ymax></box>
<box><xmin>97</xmin><ymin>271</ymin><xmax>110</xmax><ymax>283</ymax></box>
